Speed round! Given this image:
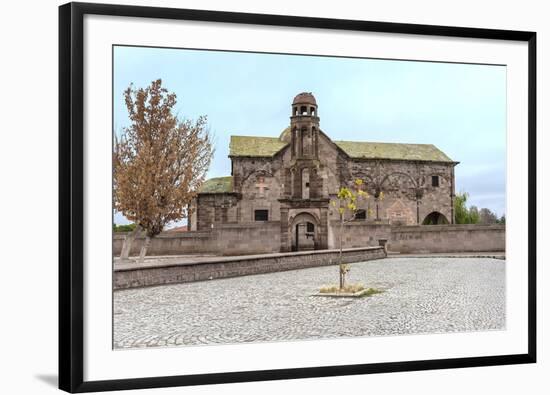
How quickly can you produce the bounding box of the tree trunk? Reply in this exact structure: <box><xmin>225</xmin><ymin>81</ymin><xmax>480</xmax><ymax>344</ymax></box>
<box><xmin>138</xmin><ymin>235</ymin><xmax>152</xmax><ymax>263</ymax></box>
<box><xmin>120</xmin><ymin>225</ymin><xmax>140</xmax><ymax>261</ymax></box>
<box><xmin>339</xmin><ymin>215</ymin><xmax>344</xmax><ymax>290</ymax></box>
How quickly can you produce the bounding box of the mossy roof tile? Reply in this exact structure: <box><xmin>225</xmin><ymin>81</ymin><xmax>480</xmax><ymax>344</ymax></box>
<box><xmin>198</xmin><ymin>176</ymin><xmax>233</xmax><ymax>193</ymax></box>
<box><xmin>229</xmin><ymin>134</ymin><xmax>453</xmax><ymax>162</ymax></box>
<box><xmin>333</xmin><ymin>140</ymin><xmax>453</xmax><ymax>162</ymax></box>
<box><xmin>229</xmin><ymin>135</ymin><xmax>287</xmax><ymax>157</ymax></box>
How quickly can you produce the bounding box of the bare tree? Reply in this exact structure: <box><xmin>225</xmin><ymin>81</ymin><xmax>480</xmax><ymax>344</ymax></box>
<box><xmin>114</xmin><ymin>79</ymin><xmax>213</xmax><ymax>262</ymax></box>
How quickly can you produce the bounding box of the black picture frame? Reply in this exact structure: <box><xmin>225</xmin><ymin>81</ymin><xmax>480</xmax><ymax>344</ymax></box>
<box><xmin>59</xmin><ymin>2</ymin><xmax>537</xmax><ymax>393</ymax></box>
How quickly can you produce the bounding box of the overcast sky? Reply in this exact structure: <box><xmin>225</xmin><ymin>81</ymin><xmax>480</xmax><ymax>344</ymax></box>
<box><xmin>113</xmin><ymin>45</ymin><xmax>506</xmax><ymax>226</ymax></box>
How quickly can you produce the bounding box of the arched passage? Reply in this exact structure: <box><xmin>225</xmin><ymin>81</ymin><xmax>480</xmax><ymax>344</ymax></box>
<box><xmin>422</xmin><ymin>211</ymin><xmax>449</xmax><ymax>225</ymax></box>
<box><xmin>290</xmin><ymin>212</ymin><xmax>319</xmax><ymax>251</ymax></box>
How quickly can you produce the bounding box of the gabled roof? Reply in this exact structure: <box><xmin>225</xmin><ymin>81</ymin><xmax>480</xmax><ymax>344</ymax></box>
<box><xmin>333</xmin><ymin>140</ymin><xmax>453</xmax><ymax>162</ymax></box>
<box><xmin>229</xmin><ymin>131</ymin><xmax>454</xmax><ymax>163</ymax></box>
<box><xmin>198</xmin><ymin>176</ymin><xmax>233</xmax><ymax>193</ymax></box>
<box><xmin>229</xmin><ymin>135</ymin><xmax>287</xmax><ymax>157</ymax></box>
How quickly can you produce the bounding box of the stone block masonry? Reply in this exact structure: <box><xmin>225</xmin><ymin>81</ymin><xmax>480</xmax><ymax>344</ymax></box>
<box><xmin>327</xmin><ymin>222</ymin><xmax>504</xmax><ymax>254</ymax></box>
<box><xmin>114</xmin><ymin>223</ymin><xmax>505</xmax><ymax>257</ymax></box>
<box><xmin>113</xmin><ymin>222</ymin><xmax>280</xmax><ymax>256</ymax></box>
<box><xmin>389</xmin><ymin>224</ymin><xmax>505</xmax><ymax>253</ymax></box>
<box><xmin>114</xmin><ymin>246</ymin><xmax>386</xmax><ymax>289</ymax></box>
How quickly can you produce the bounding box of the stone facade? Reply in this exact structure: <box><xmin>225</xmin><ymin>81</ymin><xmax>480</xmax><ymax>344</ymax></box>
<box><xmin>191</xmin><ymin>93</ymin><xmax>458</xmax><ymax>253</ymax></box>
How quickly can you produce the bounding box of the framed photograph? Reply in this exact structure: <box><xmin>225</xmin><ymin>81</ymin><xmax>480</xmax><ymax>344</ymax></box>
<box><xmin>59</xmin><ymin>2</ymin><xmax>536</xmax><ymax>393</ymax></box>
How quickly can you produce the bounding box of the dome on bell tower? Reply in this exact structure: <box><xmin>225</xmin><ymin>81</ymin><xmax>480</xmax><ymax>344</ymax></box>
<box><xmin>291</xmin><ymin>92</ymin><xmax>318</xmax><ymax>118</ymax></box>
<box><xmin>292</xmin><ymin>92</ymin><xmax>317</xmax><ymax>105</ymax></box>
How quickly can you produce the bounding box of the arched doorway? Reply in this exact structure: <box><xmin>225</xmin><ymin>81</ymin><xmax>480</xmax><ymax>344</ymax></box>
<box><xmin>422</xmin><ymin>211</ymin><xmax>449</xmax><ymax>225</ymax></box>
<box><xmin>290</xmin><ymin>212</ymin><xmax>319</xmax><ymax>251</ymax></box>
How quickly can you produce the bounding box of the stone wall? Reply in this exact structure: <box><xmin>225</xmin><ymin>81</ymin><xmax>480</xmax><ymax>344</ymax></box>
<box><xmin>114</xmin><ymin>246</ymin><xmax>386</xmax><ymax>289</ymax></box>
<box><xmin>328</xmin><ymin>221</ymin><xmax>392</xmax><ymax>249</ymax></box>
<box><xmin>196</xmin><ymin>193</ymin><xmax>240</xmax><ymax>231</ymax></box>
<box><xmin>214</xmin><ymin>222</ymin><xmax>281</xmax><ymax>255</ymax></box>
<box><xmin>328</xmin><ymin>222</ymin><xmax>505</xmax><ymax>253</ymax></box>
<box><xmin>113</xmin><ymin>222</ymin><xmax>280</xmax><ymax>256</ymax></box>
<box><xmin>113</xmin><ymin>231</ymin><xmax>213</xmax><ymax>256</ymax></box>
<box><xmin>388</xmin><ymin>224</ymin><xmax>505</xmax><ymax>253</ymax></box>
<box><xmin>114</xmin><ymin>223</ymin><xmax>505</xmax><ymax>257</ymax></box>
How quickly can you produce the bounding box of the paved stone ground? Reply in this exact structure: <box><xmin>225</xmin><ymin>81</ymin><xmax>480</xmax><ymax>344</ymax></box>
<box><xmin>113</xmin><ymin>257</ymin><xmax>505</xmax><ymax>349</ymax></box>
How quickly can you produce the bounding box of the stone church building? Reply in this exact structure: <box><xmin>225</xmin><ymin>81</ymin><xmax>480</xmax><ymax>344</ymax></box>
<box><xmin>190</xmin><ymin>92</ymin><xmax>458</xmax><ymax>252</ymax></box>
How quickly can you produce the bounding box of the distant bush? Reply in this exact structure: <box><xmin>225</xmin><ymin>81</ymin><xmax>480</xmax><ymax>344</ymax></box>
<box><xmin>454</xmin><ymin>192</ymin><xmax>504</xmax><ymax>225</ymax></box>
<box><xmin>454</xmin><ymin>192</ymin><xmax>479</xmax><ymax>224</ymax></box>
<box><xmin>113</xmin><ymin>223</ymin><xmax>137</xmax><ymax>233</ymax></box>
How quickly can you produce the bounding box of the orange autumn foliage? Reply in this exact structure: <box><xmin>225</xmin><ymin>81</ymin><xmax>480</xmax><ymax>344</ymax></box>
<box><xmin>113</xmin><ymin>79</ymin><xmax>213</xmax><ymax>239</ymax></box>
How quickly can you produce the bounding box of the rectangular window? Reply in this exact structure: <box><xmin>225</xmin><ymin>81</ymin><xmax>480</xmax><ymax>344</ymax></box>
<box><xmin>254</xmin><ymin>209</ymin><xmax>269</xmax><ymax>221</ymax></box>
<box><xmin>432</xmin><ymin>175</ymin><xmax>439</xmax><ymax>187</ymax></box>
<box><xmin>355</xmin><ymin>209</ymin><xmax>367</xmax><ymax>220</ymax></box>
<box><xmin>306</xmin><ymin>222</ymin><xmax>315</xmax><ymax>232</ymax></box>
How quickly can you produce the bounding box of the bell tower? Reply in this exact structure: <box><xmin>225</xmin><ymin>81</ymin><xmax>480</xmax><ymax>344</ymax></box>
<box><xmin>279</xmin><ymin>92</ymin><xmax>329</xmax><ymax>253</ymax></box>
<box><xmin>290</xmin><ymin>92</ymin><xmax>319</xmax><ymax>160</ymax></box>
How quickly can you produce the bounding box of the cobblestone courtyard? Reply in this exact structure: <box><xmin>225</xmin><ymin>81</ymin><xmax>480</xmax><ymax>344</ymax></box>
<box><xmin>113</xmin><ymin>257</ymin><xmax>505</xmax><ymax>349</ymax></box>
